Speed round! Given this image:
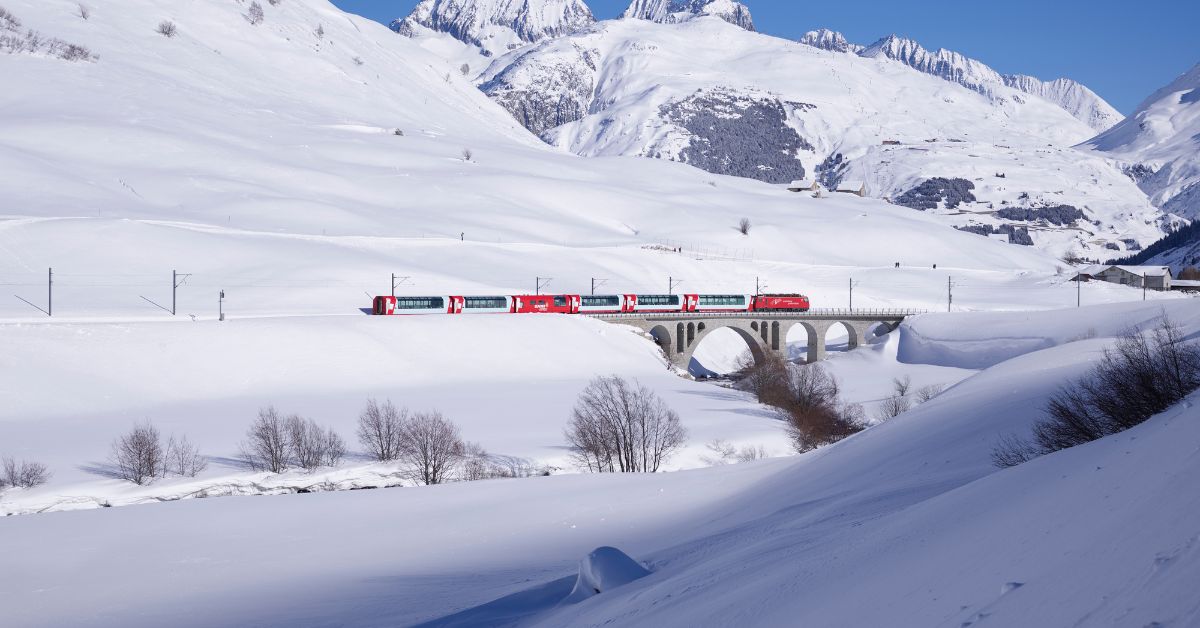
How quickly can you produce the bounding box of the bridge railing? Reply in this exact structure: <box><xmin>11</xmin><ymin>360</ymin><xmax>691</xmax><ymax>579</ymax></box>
<box><xmin>586</xmin><ymin>308</ymin><xmax>927</xmax><ymax>320</ymax></box>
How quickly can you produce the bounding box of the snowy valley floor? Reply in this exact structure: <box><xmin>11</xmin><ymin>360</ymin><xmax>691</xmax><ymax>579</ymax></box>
<box><xmin>2</xmin><ymin>300</ymin><xmax>1198</xmax><ymax>627</ymax></box>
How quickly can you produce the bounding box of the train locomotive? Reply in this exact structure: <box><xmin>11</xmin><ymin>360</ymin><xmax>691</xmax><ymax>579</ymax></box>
<box><xmin>371</xmin><ymin>293</ymin><xmax>810</xmax><ymax>315</ymax></box>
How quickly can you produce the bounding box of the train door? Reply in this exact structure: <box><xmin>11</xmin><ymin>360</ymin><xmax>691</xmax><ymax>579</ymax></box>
<box><xmin>449</xmin><ymin>296</ymin><xmax>465</xmax><ymax>314</ymax></box>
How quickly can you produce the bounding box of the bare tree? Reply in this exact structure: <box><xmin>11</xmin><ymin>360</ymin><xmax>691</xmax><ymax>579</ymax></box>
<box><xmin>875</xmin><ymin>393</ymin><xmax>910</xmax><ymax>421</ymax></box>
<box><xmin>892</xmin><ymin>375</ymin><xmax>912</xmax><ymax>396</ymax></box>
<box><xmin>352</xmin><ymin>55</ymin><xmax>363</xmax><ymax>66</ymax></box>
<box><xmin>157</xmin><ymin>20</ymin><xmax>176</xmax><ymax>37</ymax></box>
<box><xmin>459</xmin><ymin>62</ymin><xmax>469</xmax><ymax>76</ymax></box>
<box><xmin>77</xmin><ymin>4</ymin><xmax>89</xmax><ymax>20</ymax></box>
<box><xmin>315</xmin><ymin>23</ymin><xmax>324</xmax><ymax>39</ymax></box>
<box><xmin>733</xmin><ymin>350</ymin><xmax>790</xmax><ymax>408</ymax></box>
<box><xmin>736</xmin><ymin>444</ymin><xmax>768</xmax><ymax>462</ymax></box>
<box><xmin>286</xmin><ymin>415</ymin><xmax>345</xmax><ymax>470</ymax></box>
<box><xmin>165</xmin><ymin>435</ymin><xmax>207</xmax><ymax>477</ymax></box>
<box><xmin>357</xmin><ymin>398</ymin><xmax>404</xmax><ymax>461</ymax></box>
<box><xmin>241</xmin><ymin>406</ymin><xmax>290</xmax><ymax>472</ymax></box>
<box><xmin>398</xmin><ymin>410</ymin><xmax>465</xmax><ymax>485</ymax></box>
<box><xmin>2</xmin><ymin>457</ymin><xmax>51</xmax><ymax>489</ymax></box>
<box><xmin>565</xmin><ymin>375</ymin><xmax>687</xmax><ymax>473</ymax></box>
<box><xmin>462</xmin><ymin>147</ymin><xmax>473</xmax><ymax>161</ymax></box>
<box><xmin>268</xmin><ymin>0</ymin><xmax>281</xmax><ymax>5</ymax></box>
<box><xmin>701</xmin><ymin>439</ymin><xmax>738</xmax><ymax>466</ymax></box>
<box><xmin>247</xmin><ymin>1</ymin><xmax>264</xmax><ymax>25</ymax></box>
<box><xmin>915</xmin><ymin>383</ymin><xmax>945</xmax><ymax>403</ymax></box>
<box><xmin>737</xmin><ymin>217</ymin><xmax>751</xmax><ymax>235</ymax></box>
<box><xmin>110</xmin><ymin>421</ymin><xmax>164</xmax><ymax>485</ymax></box>
<box><xmin>776</xmin><ymin>364</ymin><xmax>863</xmax><ymax>452</ymax></box>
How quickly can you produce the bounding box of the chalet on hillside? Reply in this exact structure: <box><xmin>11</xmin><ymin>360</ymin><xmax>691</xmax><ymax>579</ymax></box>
<box><xmin>787</xmin><ymin>179</ymin><xmax>820</xmax><ymax>193</ymax></box>
<box><xmin>1071</xmin><ymin>265</ymin><xmax>1172</xmax><ymax>291</ymax></box>
<box><xmin>835</xmin><ymin>180</ymin><xmax>866</xmax><ymax>197</ymax></box>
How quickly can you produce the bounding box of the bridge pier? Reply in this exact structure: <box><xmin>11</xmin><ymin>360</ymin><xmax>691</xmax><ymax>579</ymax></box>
<box><xmin>595</xmin><ymin>311</ymin><xmax>915</xmax><ymax>373</ymax></box>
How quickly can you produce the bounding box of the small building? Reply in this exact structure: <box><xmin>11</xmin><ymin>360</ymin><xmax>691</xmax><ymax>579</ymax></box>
<box><xmin>835</xmin><ymin>180</ymin><xmax>866</xmax><ymax>197</ymax></box>
<box><xmin>1071</xmin><ymin>265</ymin><xmax>1172</xmax><ymax>291</ymax></box>
<box><xmin>1171</xmin><ymin>279</ymin><xmax>1200</xmax><ymax>293</ymax></box>
<box><xmin>787</xmin><ymin>179</ymin><xmax>820</xmax><ymax>193</ymax></box>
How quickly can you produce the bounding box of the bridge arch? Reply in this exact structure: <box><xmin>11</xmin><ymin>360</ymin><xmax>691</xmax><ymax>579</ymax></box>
<box><xmin>683</xmin><ymin>321</ymin><xmax>768</xmax><ymax>375</ymax></box>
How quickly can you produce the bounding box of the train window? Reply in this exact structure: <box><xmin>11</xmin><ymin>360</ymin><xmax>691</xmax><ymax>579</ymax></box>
<box><xmin>396</xmin><ymin>297</ymin><xmax>444</xmax><ymax>310</ymax></box>
<box><xmin>465</xmin><ymin>297</ymin><xmax>507</xmax><ymax>309</ymax></box>
<box><xmin>582</xmin><ymin>296</ymin><xmax>620</xmax><ymax>307</ymax></box>
<box><xmin>637</xmin><ymin>295</ymin><xmax>679</xmax><ymax>306</ymax></box>
<box><xmin>699</xmin><ymin>295</ymin><xmax>745</xmax><ymax>306</ymax></box>
<box><xmin>553</xmin><ymin>296</ymin><xmax>567</xmax><ymax>307</ymax></box>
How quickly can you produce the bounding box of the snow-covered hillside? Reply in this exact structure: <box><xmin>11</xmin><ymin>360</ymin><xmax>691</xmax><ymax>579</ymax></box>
<box><xmin>476</xmin><ymin>17</ymin><xmax>1161</xmax><ymax>256</ymax></box>
<box><xmin>390</xmin><ymin>0</ymin><xmax>594</xmax><ymax>58</ymax></box>
<box><xmin>1082</xmin><ymin>62</ymin><xmax>1200</xmax><ymax>220</ymax></box>
<box><xmin>4</xmin><ymin>301</ymin><xmax>1197</xmax><ymax>627</ymax></box>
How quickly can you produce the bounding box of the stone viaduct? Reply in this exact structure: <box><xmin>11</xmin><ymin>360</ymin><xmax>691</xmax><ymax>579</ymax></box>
<box><xmin>589</xmin><ymin>309</ymin><xmax>921</xmax><ymax>370</ymax></box>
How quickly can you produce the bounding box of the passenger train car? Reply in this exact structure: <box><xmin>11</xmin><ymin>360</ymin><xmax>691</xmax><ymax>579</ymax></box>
<box><xmin>371</xmin><ymin>293</ymin><xmax>809</xmax><ymax>315</ymax></box>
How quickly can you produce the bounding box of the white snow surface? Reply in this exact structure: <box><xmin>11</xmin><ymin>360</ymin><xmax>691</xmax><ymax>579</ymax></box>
<box><xmin>3</xmin><ymin>301</ymin><xmax>1199</xmax><ymax>627</ymax></box>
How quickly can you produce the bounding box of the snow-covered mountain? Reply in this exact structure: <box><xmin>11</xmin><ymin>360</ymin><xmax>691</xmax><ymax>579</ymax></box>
<box><xmin>623</xmin><ymin>0</ymin><xmax>754</xmax><ymax>32</ymax></box>
<box><xmin>852</xmin><ymin>34</ymin><xmax>1123</xmax><ymax>133</ymax></box>
<box><xmin>478</xmin><ymin>17</ymin><xmax>1163</xmax><ymax>256</ymax></box>
<box><xmin>391</xmin><ymin>0</ymin><xmax>594</xmax><ymax>57</ymax></box>
<box><xmin>1081</xmin><ymin>62</ymin><xmax>1200</xmax><ymax>220</ymax></box>
<box><xmin>799</xmin><ymin>28</ymin><xmax>861</xmax><ymax>54</ymax></box>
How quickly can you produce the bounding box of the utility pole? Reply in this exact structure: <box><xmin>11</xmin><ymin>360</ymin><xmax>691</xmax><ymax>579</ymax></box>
<box><xmin>1143</xmin><ymin>273</ymin><xmax>1147</xmax><ymax>300</ymax></box>
<box><xmin>391</xmin><ymin>274</ymin><xmax>411</xmax><ymax>297</ymax></box>
<box><xmin>219</xmin><ymin>290</ymin><xmax>225</xmax><ymax>321</ymax></box>
<box><xmin>756</xmin><ymin>276</ymin><xmax>760</xmax><ymax>295</ymax></box>
<box><xmin>537</xmin><ymin>277</ymin><xmax>553</xmax><ymax>295</ymax></box>
<box><xmin>48</xmin><ymin>267</ymin><xmax>52</xmax><ymax>317</ymax></box>
<box><xmin>1077</xmin><ymin>276</ymin><xmax>1081</xmax><ymax>308</ymax></box>
<box><xmin>947</xmin><ymin>276</ymin><xmax>953</xmax><ymax>312</ymax></box>
<box><xmin>172</xmin><ymin>270</ymin><xmax>191</xmax><ymax>316</ymax></box>
<box><xmin>668</xmin><ymin>276</ymin><xmax>683</xmax><ymax>295</ymax></box>
<box><xmin>590</xmin><ymin>278</ymin><xmax>608</xmax><ymax>296</ymax></box>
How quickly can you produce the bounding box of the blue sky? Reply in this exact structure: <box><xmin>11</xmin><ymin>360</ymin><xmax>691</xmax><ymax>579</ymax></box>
<box><xmin>332</xmin><ymin>0</ymin><xmax>1200</xmax><ymax>113</ymax></box>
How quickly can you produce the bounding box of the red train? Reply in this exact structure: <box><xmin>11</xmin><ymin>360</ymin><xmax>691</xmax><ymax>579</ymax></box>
<box><xmin>371</xmin><ymin>293</ymin><xmax>810</xmax><ymax>315</ymax></box>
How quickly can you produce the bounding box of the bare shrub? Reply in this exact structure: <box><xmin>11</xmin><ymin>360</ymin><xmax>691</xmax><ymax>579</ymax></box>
<box><xmin>892</xmin><ymin>375</ymin><xmax>912</xmax><ymax>396</ymax></box>
<box><xmin>398</xmin><ymin>410</ymin><xmax>465</xmax><ymax>485</ymax></box>
<box><xmin>110</xmin><ymin>421</ymin><xmax>164</xmax><ymax>485</ymax></box>
<box><xmin>165</xmin><ymin>435</ymin><xmax>207</xmax><ymax>477</ymax></box>
<box><xmin>157</xmin><ymin>20</ymin><xmax>177</xmax><ymax>38</ymax></box>
<box><xmin>0</xmin><ymin>7</ymin><xmax>20</xmax><ymax>30</ymax></box>
<box><xmin>315</xmin><ymin>23</ymin><xmax>324</xmax><ymax>39</ymax></box>
<box><xmin>737</xmin><ymin>217</ymin><xmax>751</xmax><ymax>235</ymax></box>
<box><xmin>462</xmin><ymin>147</ymin><xmax>473</xmax><ymax>161</ymax></box>
<box><xmin>459</xmin><ymin>62</ymin><xmax>469</xmax><ymax>76</ymax></box>
<box><xmin>357</xmin><ymin>398</ymin><xmax>404</xmax><ymax>462</ymax></box>
<box><xmin>393</xmin><ymin>128</ymin><xmax>404</xmax><ymax>136</ymax></box>
<box><xmin>876</xmin><ymin>393</ymin><xmax>910</xmax><ymax>421</ymax></box>
<box><xmin>565</xmin><ymin>375</ymin><xmax>687</xmax><ymax>473</ymax></box>
<box><xmin>776</xmin><ymin>364</ymin><xmax>863</xmax><ymax>452</ymax></box>
<box><xmin>77</xmin><ymin>4</ymin><xmax>89</xmax><ymax>20</ymax></box>
<box><xmin>915</xmin><ymin>383</ymin><xmax>945</xmax><ymax>403</ymax></box>
<box><xmin>286</xmin><ymin>415</ymin><xmax>345</xmax><ymax>470</ymax></box>
<box><xmin>733</xmin><ymin>350</ymin><xmax>791</xmax><ymax>408</ymax></box>
<box><xmin>268</xmin><ymin>0</ymin><xmax>281</xmax><ymax>5</ymax></box>
<box><xmin>992</xmin><ymin>317</ymin><xmax>1200</xmax><ymax>467</ymax></box>
<box><xmin>2</xmin><ymin>457</ymin><xmax>51</xmax><ymax>489</ymax></box>
<box><xmin>352</xmin><ymin>55</ymin><xmax>363</xmax><ymax>66</ymax></box>
<box><xmin>702</xmin><ymin>439</ymin><xmax>767</xmax><ymax>465</ymax></box>
<box><xmin>241</xmin><ymin>406</ymin><xmax>290</xmax><ymax>472</ymax></box>
<box><xmin>247</xmin><ymin>1</ymin><xmax>264</xmax><ymax>25</ymax></box>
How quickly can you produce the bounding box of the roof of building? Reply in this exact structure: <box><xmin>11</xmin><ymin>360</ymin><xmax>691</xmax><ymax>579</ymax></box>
<box><xmin>787</xmin><ymin>179</ymin><xmax>818</xmax><ymax>190</ymax></box>
<box><xmin>1172</xmin><ymin>279</ymin><xmax>1200</xmax><ymax>288</ymax></box>
<box><xmin>835</xmin><ymin>180</ymin><xmax>865</xmax><ymax>191</ymax></box>
<box><xmin>1075</xmin><ymin>264</ymin><xmax>1172</xmax><ymax>278</ymax></box>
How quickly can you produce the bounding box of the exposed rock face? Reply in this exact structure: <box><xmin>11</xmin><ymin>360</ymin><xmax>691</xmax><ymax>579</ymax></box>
<box><xmin>857</xmin><ymin>34</ymin><xmax>1122</xmax><ymax>133</ymax></box>
<box><xmin>481</xmin><ymin>43</ymin><xmax>600</xmax><ymax>136</ymax></box>
<box><xmin>623</xmin><ymin>0</ymin><xmax>755</xmax><ymax>32</ymax></box>
<box><xmin>799</xmin><ymin>29</ymin><xmax>861</xmax><ymax>54</ymax></box>
<box><xmin>391</xmin><ymin>0</ymin><xmax>595</xmax><ymax>56</ymax></box>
